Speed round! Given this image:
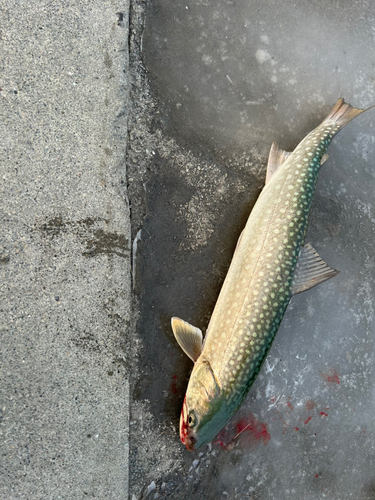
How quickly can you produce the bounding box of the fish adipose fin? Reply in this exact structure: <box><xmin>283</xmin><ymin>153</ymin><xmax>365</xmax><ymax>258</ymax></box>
<box><xmin>291</xmin><ymin>243</ymin><xmax>339</xmax><ymax>295</ymax></box>
<box><xmin>265</xmin><ymin>142</ymin><xmax>292</xmax><ymax>184</ymax></box>
<box><xmin>171</xmin><ymin>317</ymin><xmax>203</xmax><ymax>362</ymax></box>
<box><xmin>322</xmin><ymin>97</ymin><xmax>366</xmax><ymax>128</ymax></box>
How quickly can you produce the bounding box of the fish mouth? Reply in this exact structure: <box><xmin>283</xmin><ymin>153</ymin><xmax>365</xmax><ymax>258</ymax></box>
<box><xmin>179</xmin><ymin>396</ymin><xmax>196</xmax><ymax>451</ymax></box>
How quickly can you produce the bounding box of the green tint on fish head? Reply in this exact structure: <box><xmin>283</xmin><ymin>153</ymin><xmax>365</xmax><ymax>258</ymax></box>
<box><xmin>180</xmin><ymin>358</ymin><xmax>228</xmax><ymax>451</ymax></box>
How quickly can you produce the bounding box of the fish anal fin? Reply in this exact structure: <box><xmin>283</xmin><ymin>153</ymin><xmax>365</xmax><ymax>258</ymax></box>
<box><xmin>171</xmin><ymin>317</ymin><xmax>203</xmax><ymax>362</ymax></box>
<box><xmin>291</xmin><ymin>243</ymin><xmax>339</xmax><ymax>295</ymax></box>
<box><xmin>320</xmin><ymin>154</ymin><xmax>329</xmax><ymax>166</ymax></box>
<box><xmin>266</xmin><ymin>142</ymin><xmax>292</xmax><ymax>184</ymax></box>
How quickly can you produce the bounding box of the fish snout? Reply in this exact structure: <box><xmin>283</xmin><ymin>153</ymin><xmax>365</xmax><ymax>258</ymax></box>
<box><xmin>180</xmin><ymin>416</ymin><xmax>197</xmax><ymax>450</ymax></box>
<box><xmin>183</xmin><ymin>433</ymin><xmax>196</xmax><ymax>451</ymax></box>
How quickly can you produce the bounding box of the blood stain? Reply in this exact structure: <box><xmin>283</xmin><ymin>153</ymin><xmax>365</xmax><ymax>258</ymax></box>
<box><xmin>294</xmin><ymin>427</ymin><xmax>299</xmax><ymax>432</ymax></box>
<box><xmin>304</xmin><ymin>416</ymin><xmax>313</xmax><ymax>425</ymax></box>
<box><xmin>235</xmin><ymin>413</ymin><xmax>271</xmax><ymax>447</ymax></box>
<box><xmin>320</xmin><ymin>412</ymin><xmax>328</xmax><ymax>417</ymax></box>
<box><xmin>171</xmin><ymin>374</ymin><xmax>178</xmax><ymax>394</ymax></box>
<box><xmin>286</xmin><ymin>401</ymin><xmax>293</xmax><ymax>411</ymax></box>
<box><xmin>321</xmin><ymin>368</ymin><xmax>340</xmax><ymax>384</ymax></box>
<box><xmin>305</xmin><ymin>400</ymin><xmax>315</xmax><ymax>411</ymax></box>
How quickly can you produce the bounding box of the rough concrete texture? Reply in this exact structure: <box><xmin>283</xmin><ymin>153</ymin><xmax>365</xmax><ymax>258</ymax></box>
<box><xmin>1</xmin><ymin>2</ymin><xmax>131</xmax><ymax>499</ymax></box>
<box><xmin>129</xmin><ymin>1</ymin><xmax>375</xmax><ymax>499</ymax></box>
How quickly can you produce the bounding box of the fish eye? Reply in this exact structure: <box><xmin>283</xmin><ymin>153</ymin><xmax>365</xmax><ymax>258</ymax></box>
<box><xmin>187</xmin><ymin>411</ymin><xmax>197</xmax><ymax>428</ymax></box>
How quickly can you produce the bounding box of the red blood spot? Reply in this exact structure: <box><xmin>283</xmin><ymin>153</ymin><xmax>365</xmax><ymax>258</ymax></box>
<box><xmin>171</xmin><ymin>374</ymin><xmax>178</xmax><ymax>394</ymax></box>
<box><xmin>270</xmin><ymin>396</ymin><xmax>276</xmax><ymax>403</ymax></box>
<box><xmin>213</xmin><ymin>427</ymin><xmax>235</xmax><ymax>451</ymax></box>
<box><xmin>286</xmin><ymin>401</ymin><xmax>293</xmax><ymax>411</ymax></box>
<box><xmin>305</xmin><ymin>400</ymin><xmax>315</xmax><ymax>411</ymax></box>
<box><xmin>235</xmin><ymin>413</ymin><xmax>271</xmax><ymax>447</ymax></box>
<box><xmin>294</xmin><ymin>427</ymin><xmax>299</xmax><ymax>432</ymax></box>
<box><xmin>315</xmin><ymin>474</ymin><xmax>319</xmax><ymax>478</ymax></box>
<box><xmin>180</xmin><ymin>396</ymin><xmax>188</xmax><ymax>446</ymax></box>
<box><xmin>321</xmin><ymin>368</ymin><xmax>340</xmax><ymax>384</ymax></box>
<box><xmin>320</xmin><ymin>412</ymin><xmax>328</xmax><ymax>417</ymax></box>
<box><xmin>304</xmin><ymin>416</ymin><xmax>313</xmax><ymax>425</ymax></box>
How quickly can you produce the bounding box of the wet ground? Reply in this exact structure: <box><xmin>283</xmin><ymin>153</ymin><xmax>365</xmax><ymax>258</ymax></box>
<box><xmin>128</xmin><ymin>1</ymin><xmax>375</xmax><ymax>498</ymax></box>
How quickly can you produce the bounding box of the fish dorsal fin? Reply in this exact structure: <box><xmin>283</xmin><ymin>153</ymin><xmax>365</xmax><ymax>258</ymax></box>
<box><xmin>291</xmin><ymin>243</ymin><xmax>339</xmax><ymax>295</ymax></box>
<box><xmin>171</xmin><ymin>317</ymin><xmax>203</xmax><ymax>362</ymax></box>
<box><xmin>266</xmin><ymin>142</ymin><xmax>292</xmax><ymax>184</ymax></box>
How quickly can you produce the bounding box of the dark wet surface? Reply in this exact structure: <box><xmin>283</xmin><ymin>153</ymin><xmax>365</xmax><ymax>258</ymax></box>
<box><xmin>135</xmin><ymin>152</ymin><xmax>262</xmax><ymax>427</ymax></box>
<box><xmin>130</xmin><ymin>1</ymin><xmax>375</xmax><ymax>498</ymax></box>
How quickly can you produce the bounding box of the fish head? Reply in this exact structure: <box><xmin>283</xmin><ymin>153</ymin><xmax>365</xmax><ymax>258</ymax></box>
<box><xmin>180</xmin><ymin>358</ymin><xmax>228</xmax><ymax>451</ymax></box>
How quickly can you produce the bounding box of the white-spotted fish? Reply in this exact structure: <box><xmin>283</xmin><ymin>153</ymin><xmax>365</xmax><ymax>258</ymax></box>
<box><xmin>172</xmin><ymin>99</ymin><xmax>371</xmax><ymax>451</ymax></box>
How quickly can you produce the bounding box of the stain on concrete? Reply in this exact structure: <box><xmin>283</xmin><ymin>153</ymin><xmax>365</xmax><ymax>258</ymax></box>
<box><xmin>83</xmin><ymin>229</ymin><xmax>129</xmax><ymax>258</ymax></box>
<box><xmin>40</xmin><ymin>216</ymin><xmax>106</xmax><ymax>238</ymax></box>
<box><xmin>38</xmin><ymin>216</ymin><xmax>129</xmax><ymax>258</ymax></box>
<box><xmin>104</xmin><ymin>50</ymin><xmax>113</xmax><ymax>69</ymax></box>
<box><xmin>71</xmin><ymin>333</ymin><xmax>101</xmax><ymax>353</ymax></box>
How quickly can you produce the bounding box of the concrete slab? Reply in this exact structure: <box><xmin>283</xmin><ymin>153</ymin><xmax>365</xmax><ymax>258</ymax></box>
<box><xmin>129</xmin><ymin>1</ymin><xmax>375</xmax><ymax>498</ymax></box>
<box><xmin>1</xmin><ymin>2</ymin><xmax>131</xmax><ymax>498</ymax></box>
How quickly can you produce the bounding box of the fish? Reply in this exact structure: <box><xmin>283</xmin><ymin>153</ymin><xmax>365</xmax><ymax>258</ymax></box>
<box><xmin>171</xmin><ymin>98</ymin><xmax>371</xmax><ymax>451</ymax></box>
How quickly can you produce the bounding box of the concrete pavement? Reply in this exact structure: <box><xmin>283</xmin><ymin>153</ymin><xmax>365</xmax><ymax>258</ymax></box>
<box><xmin>1</xmin><ymin>2</ymin><xmax>131</xmax><ymax>498</ymax></box>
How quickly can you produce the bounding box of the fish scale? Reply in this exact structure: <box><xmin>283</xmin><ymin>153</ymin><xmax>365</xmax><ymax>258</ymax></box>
<box><xmin>172</xmin><ymin>99</ymin><xmax>371</xmax><ymax>450</ymax></box>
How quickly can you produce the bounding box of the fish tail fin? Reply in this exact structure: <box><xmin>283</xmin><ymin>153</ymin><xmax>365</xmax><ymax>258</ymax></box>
<box><xmin>322</xmin><ymin>98</ymin><xmax>369</xmax><ymax>129</ymax></box>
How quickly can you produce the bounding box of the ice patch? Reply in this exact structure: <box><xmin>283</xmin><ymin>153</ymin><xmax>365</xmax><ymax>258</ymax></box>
<box><xmin>202</xmin><ymin>54</ymin><xmax>212</xmax><ymax>65</ymax></box>
<box><xmin>355</xmin><ymin>199</ymin><xmax>375</xmax><ymax>224</ymax></box>
<box><xmin>255</xmin><ymin>48</ymin><xmax>271</xmax><ymax>64</ymax></box>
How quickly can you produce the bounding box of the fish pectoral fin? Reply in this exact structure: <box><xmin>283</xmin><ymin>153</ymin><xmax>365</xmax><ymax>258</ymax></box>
<box><xmin>291</xmin><ymin>243</ymin><xmax>339</xmax><ymax>295</ymax></box>
<box><xmin>171</xmin><ymin>317</ymin><xmax>203</xmax><ymax>362</ymax></box>
<box><xmin>265</xmin><ymin>142</ymin><xmax>292</xmax><ymax>184</ymax></box>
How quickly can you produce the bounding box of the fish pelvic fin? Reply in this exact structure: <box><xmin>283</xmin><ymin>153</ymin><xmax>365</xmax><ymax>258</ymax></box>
<box><xmin>322</xmin><ymin>98</ymin><xmax>368</xmax><ymax>129</ymax></box>
<box><xmin>265</xmin><ymin>142</ymin><xmax>292</xmax><ymax>184</ymax></box>
<box><xmin>171</xmin><ymin>317</ymin><xmax>203</xmax><ymax>362</ymax></box>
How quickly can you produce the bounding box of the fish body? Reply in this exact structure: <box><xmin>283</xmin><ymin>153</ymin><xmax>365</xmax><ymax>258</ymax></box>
<box><xmin>172</xmin><ymin>99</ymin><xmax>369</xmax><ymax>451</ymax></box>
